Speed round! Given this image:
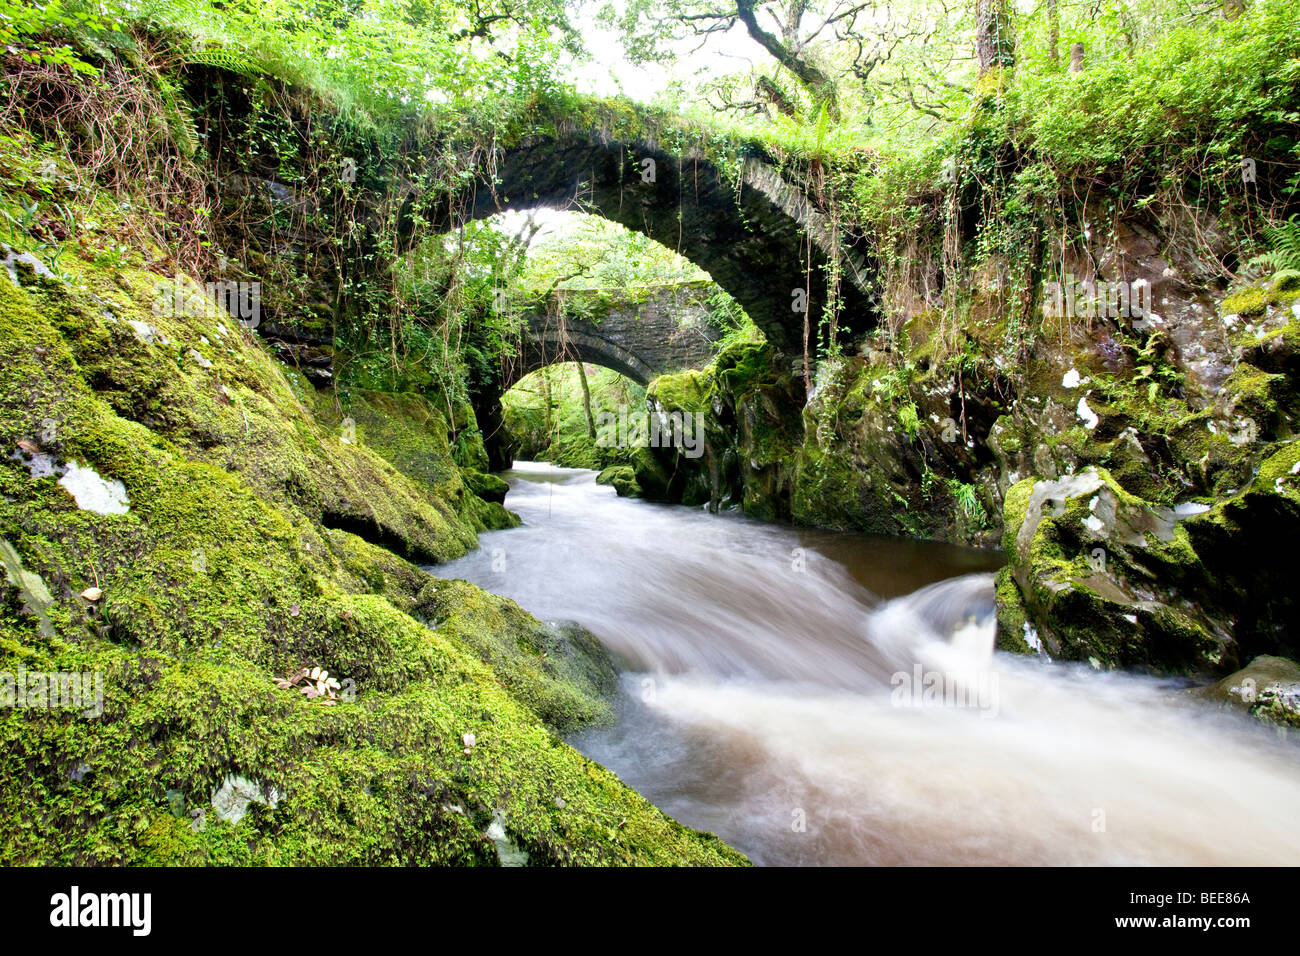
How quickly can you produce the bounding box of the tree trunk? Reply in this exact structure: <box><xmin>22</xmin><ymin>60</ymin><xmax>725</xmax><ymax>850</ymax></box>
<box><xmin>1069</xmin><ymin>42</ymin><xmax>1085</xmax><ymax>74</ymax></box>
<box><xmin>576</xmin><ymin>362</ymin><xmax>597</xmax><ymax>440</ymax></box>
<box><xmin>1224</xmin><ymin>0</ymin><xmax>1245</xmax><ymax>20</ymax></box>
<box><xmin>976</xmin><ymin>0</ymin><xmax>1015</xmax><ymax>75</ymax></box>
<box><xmin>540</xmin><ymin>366</ymin><xmax>553</xmax><ymax>442</ymax></box>
<box><xmin>1047</xmin><ymin>0</ymin><xmax>1059</xmax><ymax>68</ymax></box>
<box><xmin>735</xmin><ymin>0</ymin><xmax>840</xmax><ymax>120</ymax></box>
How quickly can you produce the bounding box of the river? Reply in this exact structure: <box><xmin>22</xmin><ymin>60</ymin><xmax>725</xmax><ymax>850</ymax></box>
<box><xmin>431</xmin><ymin>461</ymin><xmax>1300</xmax><ymax>865</ymax></box>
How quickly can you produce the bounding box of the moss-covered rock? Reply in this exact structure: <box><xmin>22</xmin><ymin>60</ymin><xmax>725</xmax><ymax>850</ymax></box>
<box><xmin>996</xmin><ymin>451</ymin><xmax>1300</xmax><ymax>675</ymax></box>
<box><xmin>596</xmin><ymin>465</ymin><xmax>642</xmax><ymax>498</ymax></box>
<box><xmin>306</xmin><ymin>389</ymin><xmax>518</xmax><ymax>534</ymax></box>
<box><xmin>994</xmin><ymin>467</ymin><xmax>1230</xmax><ymax>673</ymax></box>
<box><xmin>461</xmin><ymin>469</ymin><xmax>509</xmax><ymax>505</ymax></box>
<box><xmin>414</xmin><ymin>578</ymin><xmax>618</xmax><ymax>731</ymax></box>
<box><xmin>1221</xmin><ymin>285</ymin><xmax>1269</xmax><ymax>318</ymax></box>
<box><xmin>0</xmin><ymin>252</ymin><xmax>745</xmax><ymax>867</ymax></box>
<box><xmin>1189</xmin><ymin>655</ymin><xmax>1300</xmax><ymax>728</ymax></box>
<box><xmin>639</xmin><ymin>342</ymin><xmax>805</xmax><ymax>518</ymax></box>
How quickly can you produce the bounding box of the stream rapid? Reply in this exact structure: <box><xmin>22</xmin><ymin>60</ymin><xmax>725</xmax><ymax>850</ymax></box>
<box><xmin>432</xmin><ymin>461</ymin><xmax>1300</xmax><ymax>865</ymax></box>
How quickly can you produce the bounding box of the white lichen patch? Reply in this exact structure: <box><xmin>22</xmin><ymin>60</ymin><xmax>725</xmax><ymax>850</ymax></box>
<box><xmin>57</xmin><ymin>462</ymin><xmax>130</xmax><ymax>515</ymax></box>
<box><xmin>10</xmin><ymin>448</ymin><xmax>59</xmax><ymax>478</ymax></box>
<box><xmin>211</xmin><ymin>774</ymin><xmax>281</xmax><ymax>826</ymax></box>
<box><xmin>485</xmin><ymin>810</ymin><xmax>529</xmax><ymax>867</ymax></box>
<box><xmin>1076</xmin><ymin>397</ymin><xmax>1099</xmax><ymax>430</ymax></box>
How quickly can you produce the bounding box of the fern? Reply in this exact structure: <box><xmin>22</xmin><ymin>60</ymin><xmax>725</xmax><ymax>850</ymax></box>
<box><xmin>947</xmin><ymin>480</ymin><xmax>989</xmax><ymax>529</ymax></box>
<box><xmin>184</xmin><ymin>44</ymin><xmax>266</xmax><ymax>79</ymax></box>
<box><xmin>1245</xmin><ymin>215</ymin><xmax>1300</xmax><ymax>274</ymax></box>
<box><xmin>154</xmin><ymin>74</ymin><xmax>200</xmax><ymax>159</ymax></box>
<box><xmin>896</xmin><ymin>402</ymin><xmax>921</xmax><ymax>440</ymax></box>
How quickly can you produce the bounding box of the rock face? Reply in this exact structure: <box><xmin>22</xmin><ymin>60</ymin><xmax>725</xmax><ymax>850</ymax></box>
<box><xmin>994</xmin><ymin>466</ymin><xmax>1233</xmax><ymax>672</ymax></box>
<box><xmin>992</xmin><ymin>265</ymin><xmax>1300</xmax><ymax>676</ymax></box>
<box><xmin>629</xmin><ymin>338</ymin><xmax>1000</xmax><ymax>545</ymax></box>
<box><xmin>621</xmin><ymin>206</ymin><xmax>1300</xmax><ymax>682</ymax></box>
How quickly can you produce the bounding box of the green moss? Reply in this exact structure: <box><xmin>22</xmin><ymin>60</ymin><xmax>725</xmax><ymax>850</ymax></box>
<box><xmin>415</xmin><ymin>579</ymin><xmax>618</xmax><ymax>731</ymax></box>
<box><xmin>1270</xmin><ymin>269</ymin><xmax>1300</xmax><ymax>294</ymax></box>
<box><xmin>993</xmin><ymin>565</ymin><xmax>1031</xmax><ymax>653</ymax></box>
<box><xmin>1221</xmin><ymin>285</ymin><xmax>1269</xmax><ymax>317</ymax></box>
<box><xmin>461</xmin><ymin>469</ymin><xmax>509</xmax><ymax>504</ymax></box>
<box><xmin>596</xmin><ymin>465</ymin><xmax>642</xmax><ymax>498</ymax></box>
<box><xmin>647</xmin><ymin>369</ymin><xmax>710</xmax><ymax>414</ymax></box>
<box><xmin>544</xmin><ymin>432</ymin><xmax>611</xmax><ymax>470</ymax></box>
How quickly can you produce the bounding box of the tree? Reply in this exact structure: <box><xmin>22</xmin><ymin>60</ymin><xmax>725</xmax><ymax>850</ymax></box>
<box><xmin>732</xmin><ymin>0</ymin><xmax>842</xmax><ymax>119</ymax></box>
<box><xmin>607</xmin><ymin>1</ymin><xmax>967</xmax><ymax>125</ymax></box>
<box><xmin>975</xmin><ymin>0</ymin><xmax>1014</xmax><ymax>76</ymax></box>
<box><xmin>1046</xmin><ymin>0</ymin><xmax>1059</xmax><ymax>68</ymax></box>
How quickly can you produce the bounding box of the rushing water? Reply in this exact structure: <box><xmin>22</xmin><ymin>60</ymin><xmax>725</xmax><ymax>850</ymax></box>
<box><xmin>432</xmin><ymin>461</ymin><xmax>1300</xmax><ymax>866</ymax></box>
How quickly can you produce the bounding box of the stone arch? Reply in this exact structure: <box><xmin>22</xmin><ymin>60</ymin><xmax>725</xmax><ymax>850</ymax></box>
<box><xmin>501</xmin><ymin>285</ymin><xmax>725</xmax><ymax>390</ymax></box>
<box><xmin>411</xmin><ymin>111</ymin><xmax>879</xmax><ymax>357</ymax></box>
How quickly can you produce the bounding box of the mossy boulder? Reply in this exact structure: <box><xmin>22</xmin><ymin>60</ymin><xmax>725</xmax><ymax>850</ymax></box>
<box><xmin>997</xmin><ymin>452</ymin><xmax>1300</xmax><ymax>675</ymax></box>
<box><xmin>413</xmin><ymin>579</ymin><xmax>618</xmax><ymax>731</ymax></box>
<box><xmin>461</xmin><ymin>469</ymin><xmax>509</xmax><ymax>505</ymax></box>
<box><xmin>0</xmin><ymin>255</ymin><xmax>746</xmax><ymax>866</ymax></box>
<box><xmin>995</xmin><ymin>467</ymin><xmax>1229</xmax><ymax>673</ymax></box>
<box><xmin>306</xmin><ymin>389</ymin><xmax>517</xmax><ymax>534</ymax></box>
<box><xmin>596</xmin><ymin>465</ymin><xmax>642</xmax><ymax>498</ymax></box>
<box><xmin>1188</xmin><ymin>655</ymin><xmax>1300</xmax><ymax>728</ymax></box>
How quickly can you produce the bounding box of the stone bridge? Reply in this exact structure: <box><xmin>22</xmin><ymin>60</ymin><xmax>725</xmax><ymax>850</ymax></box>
<box><xmin>404</xmin><ymin>102</ymin><xmax>880</xmax><ymax>357</ymax></box>
<box><xmin>199</xmin><ymin>81</ymin><xmax>881</xmax><ymax>465</ymax></box>
<box><xmin>203</xmin><ymin>81</ymin><xmax>879</xmax><ymax>357</ymax></box>
<box><xmin>502</xmin><ymin>282</ymin><xmax>724</xmax><ymax>388</ymax></box>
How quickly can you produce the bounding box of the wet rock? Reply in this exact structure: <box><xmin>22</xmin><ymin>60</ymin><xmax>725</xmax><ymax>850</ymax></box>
<box><xmin>997</xmin><ymin>466</ymin><xmax>1231</xmax><ymax>673</ymax></box>
<box><xmin>1000</xmin><ymin>442</ymin><xmax>1300</xmax><ymax>674</ymax></box>
<box><xmin>1190</xmin><ymin>655</ymin><xmax>1300</xmax><ymax>727</ymax></box>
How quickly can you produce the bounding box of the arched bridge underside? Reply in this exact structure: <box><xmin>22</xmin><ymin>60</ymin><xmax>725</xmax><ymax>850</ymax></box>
<box><xmin>411</xmin><ymin>113</ymin><xmax>879</xmax><ymax>357</ymax></box>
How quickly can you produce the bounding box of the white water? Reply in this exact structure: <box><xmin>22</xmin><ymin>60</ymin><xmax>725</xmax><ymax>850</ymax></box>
<box><xmin>433</xmin><ymin>462</ymin><xmax>1300</xmax><ymax>866</ymax></box>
